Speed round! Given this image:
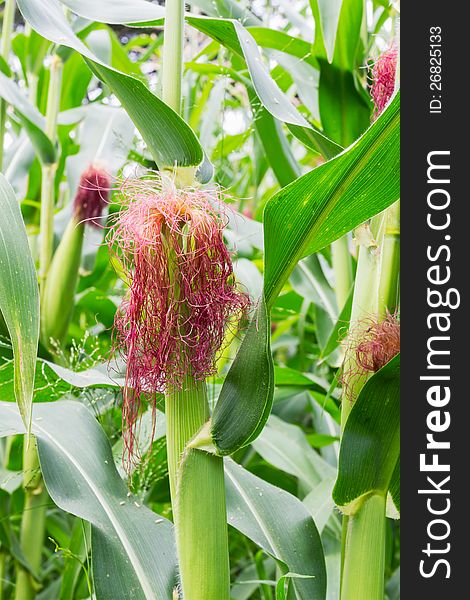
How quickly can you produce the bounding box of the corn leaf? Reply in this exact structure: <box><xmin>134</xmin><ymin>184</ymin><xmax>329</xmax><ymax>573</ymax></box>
<box><xmin>0</xmin><ymin>400</ymin><xmax>177</xmax><ymax>599</ymax></box>
<box><xmin>0</xmin><ymin>175</ymin><xmax>39</xmax><ymax>434</ymax></box>
<box><xmin>264</xmin><ymin>91</ymin><xmax>399</xmax><ymax>306</ymax></box>
<box><xmin>16</xmin><ymin>0</ymin><xmax>204</xmax><ymax>169</ymax></box>
<box><xmin>333</xmin><ymin>354</ymin><xmax>400</xmax><ymax>513</ymax></box>
<box><xmin>225</xmin><ymin>458</ymin><xmax>326</xmax><ymax>600</ymax></box>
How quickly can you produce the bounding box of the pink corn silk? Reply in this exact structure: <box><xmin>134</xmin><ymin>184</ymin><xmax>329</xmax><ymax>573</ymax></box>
<box><xmin>110</xmin><ymin>181</ymin><xmax>250</xmax><ymax>446</ymax></box>
<box><xmin>73</xmin><ymin>165</ymin><xmax>110</xmax><ymax>227</ymax></box>
<box><xmin>342</xmin><ymin>313</ymin><xmax>400</xmax><ymax>402</ymax></box>
<box><xmin>370</xmin><ymin>46</ymin><xmax>398</xmax><ymax>118</ymax></box>
<box><xmin>355</xmin><ymin>313</ymin><xmax>400</xmax><ymax>373</ymax></box>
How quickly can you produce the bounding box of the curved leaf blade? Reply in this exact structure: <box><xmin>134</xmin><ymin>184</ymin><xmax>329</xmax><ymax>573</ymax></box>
<box><xmin>0</xmin><ymin>175</ymin><xmax>39</xmax><ymax>433</ymax></box>
<box><xmin>16</xmin><ymin>0</ymin><xmax>204</xmax><ymax>169</ymax></box>
<box><xmin>225</xmin><ymin>458</ymin><xmax>326</xmax><ymax>600</ymax></box>
<box><xmin>212</xmin><ymin>298</ymin><xmax>274</xmax><ymax>455</ymax></box>
<box><xmin>0</xmin><ymin>400</ymin><xmax>177</xmax><ymax>599</ymax></box>
<box><xmin>333</xmin><ymin>355</ymin><xmax>400</xmax><ymax>513</ymax></box>
<box><xmin>264</xmin><ymin>92</ymin><xmax>400</xmax><ymax>306</ymax></box>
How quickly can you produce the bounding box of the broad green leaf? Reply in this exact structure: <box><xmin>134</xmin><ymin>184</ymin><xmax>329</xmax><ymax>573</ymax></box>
<box><xmin>225</xmin><ymin>458</ymin><xmax>326</xmax><ymax>600</ymax></box>
<box><xmin>333</xmin><ymin>355</ymin><xmax>400</xmax><ymax>513</ymax></box>
<box><xmin>318</xmin><ymin>62</ymin><xmax>370</xmax><ymax>146</ymax></box>
<box><xmin>264</xmin><ymin>92</ymin><xmax>399</xmax><ymax>306</ymax></box>
<box><xmin>0</xmin><ymin>71</ymin><xmax>56</xmax><ymax>164</ymax></box>
<box><xmin>212</xmin><ymin>298</ymin><xmax>274</xmax><ymax>455</ymax></box>
<box><xmin>192</xmin><ymin>0</ymin><xmax>260</xmax><ymax>25</ymax></box>
<box><xmin>0</xmin><ymin>175</ymin><xmax>39</xmax><ymax>433</ymax></box>
<box><xmin>0</xmin><ymin>400</ymin><xmax>177</xmax><ymax>599</ymax></box>
<box><xmin>16</xmin><ymin>0</ymin><xmax>204</xmax><ymax>170</ymax></box>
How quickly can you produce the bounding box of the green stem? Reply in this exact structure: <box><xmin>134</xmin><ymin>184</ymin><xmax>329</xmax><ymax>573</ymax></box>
<box><xmin>39</xmin><ymin>55</ymin><xmax>62</xmax><ymax>288</ymax></box>
<box><xmin>331</xmin><ymin>236</ymin><xmax>353</xmax><ymax>311</ymax></box>
<box><xmin>161</xmin><ymin>0</ymin><xmax>184</xmax><ymax>114</ymax></box>
<box><xmin>0</xmin><ymin>553</ymin><xmax>5</xmax><ymax>600</ymax></box>
<box><xmin>341</xmin><ymin>495</ymin><xmax>386</xmax><ymax>600</ymax></box>
<box><xmin>340</xmin><ymin>215</ymin><xmax>385</xmax><ymax>428</ymax></box>
<box><xmin>165</xmin><ymin>377</ymin><xmax>230</xmax><ymax>600</ymax></box>
<box><xmin>378</xmin><ymin>201</ymin><xmax>400</xmax><ymax>317</ymax></box>
<box><xmin>0</xmin><ymin>0</ymin><xmax>16</xmax><ymax>171</ymax></box>
<box><xmin>15</xmin><ymin>439</ymin><xmax>49</xmax><ymax>600</ymax></box>
<box><xmin>165</xmin><ymin>377</ymin><xmax>209</xmax><ymax>501</ymax></box>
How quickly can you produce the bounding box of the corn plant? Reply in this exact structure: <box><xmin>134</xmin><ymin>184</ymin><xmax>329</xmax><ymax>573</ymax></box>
<box><xmin>0</xmin><ymin>1</ymin><xmax>400</xmax><ymax>599</ymax></box>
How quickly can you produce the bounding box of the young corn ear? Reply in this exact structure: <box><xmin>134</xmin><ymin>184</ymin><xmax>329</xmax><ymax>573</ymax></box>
<box><xmin>109</xmin><ymin>176</ymin><xmax>249</xmax><ymax>454</ymax></box>
<box><xmin>40</xmin><ymin>165</ymin><xmax>109</xmax><ymax>351</ymax></box>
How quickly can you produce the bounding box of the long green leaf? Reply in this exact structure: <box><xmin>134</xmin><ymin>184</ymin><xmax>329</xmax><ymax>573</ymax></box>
<box><xmin>225</xmin><ymin>458</ymin><xmax>326</xmax><ymax>600</ymax></box>
<box><xmin>333</xmin><ymin>355</ymin><xmax>400</xmax><ymax>514</ymax></box>
<box><xmin>0</xmin><ymin>175</ymin><xmax>39</xmax><ymax>433</ymax></box>
<box><xmin>188</xmin><ymin>17</ymin><xmax>341</xmax><ymax>158</ymax></box>
<box><xmin>264</xmin><ymin>91</ymin><xmax>400</xmax><ymax>306</ymax></box>
<box><xmin>212</xmin><ymin>297</ymin><xmax>274</xmax><ymax>455</ymax></box>
<box><xmin>16</xmin><ymin>0</ymin><xmax>204</xmax><ymax>169</ymax></box>
<box><xmin>0</xmin><ymin>400</ymin><xmax>177</xmax><ymax>599</ymax></box>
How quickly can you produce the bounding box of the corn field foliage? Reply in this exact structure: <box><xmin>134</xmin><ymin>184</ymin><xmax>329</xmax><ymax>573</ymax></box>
<box><xmin>0</xmin><ymin>0</ymin><xmax>400</xmax><ymax>599</ymax></box>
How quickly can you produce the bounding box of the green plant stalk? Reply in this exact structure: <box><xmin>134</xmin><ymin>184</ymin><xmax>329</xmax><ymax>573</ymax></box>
<box><xmin>161</xmin><ymin>0</ymin><xmax>184</xmax><ymax>115</ymax></box>
<box><xmin>165</xmin><ymin>377</ymin><xmax>230</xmax><ymax>600</ymax></box>
<box><xmin>340</xmin><ymin>215</ymin><xmax>385</xmax><ymax>429</ymax></box>
<box><xmin>331</xmin><ymin>236</ymin><xmax>353</xmax><ymax>310</ymax></box>
<box><xmin>39</xmin><ymin>55</ymin><xmax>62</xmax><ymax>287</ymax></box>
<box><xmin>0</xmin><ymin>553</ymin><xmax>4</xmax><ymax>600</ymax></box>
<box><xmin>341</xmin><ymin>494</ymin><xmax>386</xmax><ymax>600</ymax></box>
<box><xmin>0</xmin><ymin>0</ymin><xmax>16</xmax><ymax>171</ymax></box>
<box><xmin>40</xmin><ymin>218</ymin><xmax>84</xmax><ymax>350</ymax></box>
<box><xmin>339</xmin><ymin>209</ymin><xmax>395</xmax><ymax>592</ymax></box>
<box><xmin>378</xmin><ymin>201</ymin><xmax>400</xmax><ymax>317</ymax></box>
<box><xmin>15</xmin><ymin>438</ymin><xmax>49</xmax><ymax>600</ymax></box>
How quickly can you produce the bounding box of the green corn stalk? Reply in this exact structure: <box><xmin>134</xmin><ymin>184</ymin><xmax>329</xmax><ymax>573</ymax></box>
<box><xmin>166</xmin><ymin>380</ymin><xmax>230</xmax><ymax>600</ymax></box>
<box><xmin>15</xmin><ymin>439</ymin><xmax>49</xmax><ymax>600</ymax></box>
<box><xmin>39</xmin><ymin>54</ymin><xmax>62</xmax><ymax>288</ymax></box>
<box><xmin>331</xmin><ymin>236</ymin><xmax>353</xmax><ymax>311</ymax></box>
<box><xmin>339</xmin><ymin>205</ymin><xmax>400</xmax><ymax>599</ymax></box>
<box><xmin>160</xmin><ymin>2</ymin><xmax>231</xmax><ymax>597</ymax></box>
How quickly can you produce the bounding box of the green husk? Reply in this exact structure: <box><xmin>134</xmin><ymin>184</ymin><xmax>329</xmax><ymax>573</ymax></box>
<box><xmin>40</xmin><ymin>218</ymin><xmax>84</xmax><ymax>351</ymax></box>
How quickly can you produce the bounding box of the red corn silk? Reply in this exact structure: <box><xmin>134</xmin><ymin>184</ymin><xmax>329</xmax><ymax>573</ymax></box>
<box><xmin>109</xmin><ymin>179</ymin><xmax>250</xmax><ymax>448</ymax></box>
<box><xmin>370</xmin><ymin>46</ymin><xmax>398</xmax><ymax>118</ymax></box>
<box><xmin>73</xmin><ymin>165</ymin><xmax>110</xmax><ymax>227</ymax></box>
